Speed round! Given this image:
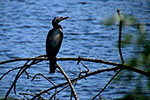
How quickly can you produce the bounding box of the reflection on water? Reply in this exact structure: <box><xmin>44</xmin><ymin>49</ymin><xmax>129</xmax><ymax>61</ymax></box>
<box><xmin>0</xmin><ymin>0</ymin><xmax>150</xmax><ymax>99</ymax></box>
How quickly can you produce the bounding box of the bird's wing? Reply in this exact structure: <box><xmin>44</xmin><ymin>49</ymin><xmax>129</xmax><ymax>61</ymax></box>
<box><xmin>46</xmin><ymin>29</ymin><xmax>63</xmax><ymax>56</ymax></box>
<box><xmin>49</xmin><ymin>33</ymin><xmax>61</xmax><ymax>48</ymax></box>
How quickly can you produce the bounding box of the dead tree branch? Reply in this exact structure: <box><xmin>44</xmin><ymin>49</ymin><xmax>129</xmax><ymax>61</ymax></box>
<box><xmin>49</xmin><ymin>84</ymin><xmax>70</xmax><ymax>99</ymax></box>
<box><xmin>31</xmin><ymin>66</ymin><xmax>120</xmax><ymax>99</ymax></box>
<box><xmin>1</xmin><ymin>55</ymin><xmax>149</xmax><ymax>99</ymax></box>
<box><xmin>117</xmin><ymin>9</ymin><xmax>124</xmax><ymax>64</ymax></box>
<box><xmin>0</xmin><ymin>56</ymin><xmax>149</xmax><ymax>77</ymax></box>
<box><xmin>91</xmin><ymin>69</ymin><xmax>122</xmax><ymax>100</ymax></box>
<box><xmin>4</xmin><ymin>60</ymin><xmax>31</xmax><ymax>99</ymax></box>
<box><xmin>32</xmin><ymin>73</ymin><xmax>56</xmax><ymax>86</ymax></box>
<box><xmin>4</xmin><ymin>59</ymin><xmax>42</xmax><ymax>99</ymax></box>
<box><xmin>0</xmin><ymin>66</ymin><xmax>23</xmax><ymax>80</ymax></box>
<box><xmin>57</xmin><ymin>64</ymin><xmax>79</xmax><ymax>100</ymax></box>
<box><xmin>92</xmin><ymin>9</ymin><xmax>125</xmax><ymax>99</ymax></box>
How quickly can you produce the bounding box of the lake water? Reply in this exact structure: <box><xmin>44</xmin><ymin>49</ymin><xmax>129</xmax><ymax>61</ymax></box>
<box><xmin>0</xmin><ymin>0</ymin><xmax>150</xmax><ymax>99</ymax></box>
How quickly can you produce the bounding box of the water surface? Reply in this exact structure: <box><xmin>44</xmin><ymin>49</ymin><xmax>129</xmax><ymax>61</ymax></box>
<box><xmin>0</xmin><ymin>0</ymin><xmax>150</xmax><ymax>99</ymax></box>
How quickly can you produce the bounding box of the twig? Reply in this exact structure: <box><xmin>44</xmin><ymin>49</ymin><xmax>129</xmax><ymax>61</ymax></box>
<box><xmin>57</xmin><ymin>64</ymin><xmax>79</xmax><ymax>100</ymax></box>
<box><xmin>1</xmin><ymin>57</ymin><xmax>149</xmax><ymax>99</ymax></box>
<box><xmin>81</xmin><ymin>62</ymin><xmax>90</xmax><ymax>73</ymax></box>
<box><xmin>13</xmin><ymin>60</ymin><xmax>31</xmax><ymax>95</ymax></box>
<box><xmin>4</xmin><ymin>60</ymin><xmax>30</xmax><ymax>99</ymax></box>
<box><xmin>77</xmin><ymin>56</ymin><xmax>81</xmax><ymax>65</ymax></box>
<box><xmin>19</xmin><ymin>92</ymin><xmax>35</xmax><ymax>97</ymax></box>
<box><xmin>31</xmin><ymin>65</ymin><xmax>149</xmax><ymax>99</ymax></box>
<box><xmin>4</xmin><ymin>60</ymin><xmax>37</xmax><ymax>99</ymax></box>
<box><xmin>0</xmin><ymin>55</ymin><xmax>45</xmax><ymax>65</ymax></box>
<box><xmin>49</xmin><ymin>84</ymin><xmax>70</xmax><ymax>99</ymax></box>
<box><xmin>78</xmin><ymin>66</ymin><xmax>87</xmax><ymax>81</ymax></box>
<box><xmin>25</xmin><ymin>70</ymin><xmax>30</xmax><ymax>79</ymax></box>
<box><xmin>31</xmin><ymin>66</ymin><xmax>119</xmax><ymax>99</ymax></box>
<box><xmin>19</xmin><ymin>93</ymin><xmax>46</xmax><ymax>100</ymax></box>
<box><xmin>91</xmin><ymin>69</ymin><xmax>122</xmax><ymax>100</ymax></box>
<box><xmin>77</xmin><ymin>62</ymin><xmax>90</xmax><ymax>81</ymax></box>
<box><xmin>91</xmin><ymin>9</ymin><xmax>125</xmax><ymax>99</ymax></box>
<box><xmin>0</xmin><ymin>66</ymin><xmax>23</xmax><ymax>80</ymax></box>
<box><xmin>99</xmin><ymin>95</ymin><xmax>103</xmax><ymax>100</ymax></box>
<box><xmin>123</xmin><ymin>66</ymin><xmax>150</xmax><ymax>77</ymax></box>
<box><xmin>117</xmin><ymin>9</ymin><xmax>124</xmax><ymax>64</ymax></box>
<box><xmin>32</xmin><ymin>73</ymin><xmax>56</xmax><ymax>86</ymax></box>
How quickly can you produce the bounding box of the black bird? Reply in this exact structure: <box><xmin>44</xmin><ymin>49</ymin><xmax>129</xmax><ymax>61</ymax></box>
<box><xmin>46</xmin><ymin>16</ymin><xmax>69</xmax><ymax>73</ymax></box>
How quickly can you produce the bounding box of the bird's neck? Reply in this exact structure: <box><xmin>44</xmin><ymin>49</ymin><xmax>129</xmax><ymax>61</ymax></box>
<box><xmin>53</xmin><ymin>24</ymin><xmax>62</xmax><ymax>29</ymax></box>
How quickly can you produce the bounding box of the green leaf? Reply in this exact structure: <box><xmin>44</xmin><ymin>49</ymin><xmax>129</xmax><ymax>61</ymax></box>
<box><xmin>124</xmin><ymin>15</ymin><xmax>137</xmax><ymax>26</ymax></box>
<box><xmin>102</xmin><ymin>14</ymin><xmax>119</xmax><ymax>26</ymax></box>
<box><xmin>127</xmin><ymin>57</ymin><xmax>139</xmax><ymax>67</ymax></box>
<box><xmin>122</xmin><ymin>34</ymin><xmax>132</xmax><ymax>47</ymax></box>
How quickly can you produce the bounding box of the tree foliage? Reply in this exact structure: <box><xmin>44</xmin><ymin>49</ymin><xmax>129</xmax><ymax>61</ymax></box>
<box><xmin>103</xmin><ymin>9</ymin><xmax>150</xmax><ymax>100</ymax></box>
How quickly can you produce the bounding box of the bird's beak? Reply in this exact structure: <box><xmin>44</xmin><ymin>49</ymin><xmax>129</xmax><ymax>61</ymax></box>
<box><xmin>57</xmin><ymin>17</ymin><xmax>69</xmax><ymax>23</ymax></box>
<box><xmin>63</xmin><ymin>17</ymin><xmax>69</xmax><ymax>20</ymax></box>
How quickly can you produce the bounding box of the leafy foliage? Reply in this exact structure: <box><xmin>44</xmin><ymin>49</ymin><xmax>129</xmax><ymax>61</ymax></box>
<box><xmin>103</xmin><ymin>12</ymin><xmax>150</xmax><ymax>99</ymax></box>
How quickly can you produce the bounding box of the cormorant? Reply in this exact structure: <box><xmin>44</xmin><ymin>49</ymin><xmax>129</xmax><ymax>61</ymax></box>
<box><xmin>46</xmin><ymin>16</ymin><xmax>69</xmax><ymax>73</ymax></box>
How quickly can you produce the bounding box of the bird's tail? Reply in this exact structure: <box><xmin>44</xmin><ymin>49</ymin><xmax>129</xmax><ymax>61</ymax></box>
<box><xmin>49</xmin><ymin>57</ymin><xmax>57</xmax><ymax>73</ymax></box>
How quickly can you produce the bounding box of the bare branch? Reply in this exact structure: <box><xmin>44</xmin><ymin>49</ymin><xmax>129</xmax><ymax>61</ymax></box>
<box><xmin>92</xmin><ymin>69</ymin><xmax>122</xmax><ymax>99</ymax></box>
<box><xmin>19</xmin><ymin>92</ymin><xmax>46</xmax><ymax>100</ymax></box>
<box><xmin>1</xmin><ymin>55</ymin><xmax>149</xmax><ymax>99</ymax></box>
<box><xmin>4</xmin><ymin>60</ymin><xmax>38</xmax><ymax>99</ymax></box>
<box><xmin>117</xmin><ymin>9</ymin><xmax>125</xmax><ymax>64</ymax></box>
<box><xmin>32</xmin><ymin>73</ymin><xmax>56</xmax><ymax>86</ymax></box>
<box><xmin>1</xmin><ymin>56</ymin><xmax>149</xmax><ymax>78</ymax></box>
<box><xmin>4</xmin><ymin>60</ymin><xmax>30</xmax><ymax>99</ymax></box>
<box><xmin>31</xmin><ymin>66</ymin><xmax>119</xmax><ymax>99</ymax></box>
<box><xmin>0</xmin><ymin>66</ymin><xmax>23</xmax><ymax>80</ymax></box>
<box><xmin>25</xmin><ymin>71</ymin><xmax>30</xmax><ymax>79</ymax></box>
<box><xmin>57</xmin><ymin>64</ymin><xmax>79</xmax><ymax>100</ymax></box>
<box><xmin>0</xmin><ymin>56</ymin><xmax>125</xmax><ymax>67</ymax></box>
<box><xmin>81</xmin><ymin>62</ymin><xmax>90</xmax><ymax>73</ymax></box>
<box><xmin>49</xmin><ymin>84</ymin><xmax>70</xmax><ymax>99</ymax></box>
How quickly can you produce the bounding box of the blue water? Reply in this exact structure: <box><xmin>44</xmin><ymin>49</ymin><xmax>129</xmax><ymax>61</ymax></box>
<box><xmin>0</xmin><ymin>0</ymin><xmax>150</xmax><ymax>99</ymax></box>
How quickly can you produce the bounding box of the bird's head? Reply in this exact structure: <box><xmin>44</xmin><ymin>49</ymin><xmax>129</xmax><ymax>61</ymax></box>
<box><xmin>52</xmin><ymin>16</ymin><xmax>69</xmax><ymax>27</ymax></box>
